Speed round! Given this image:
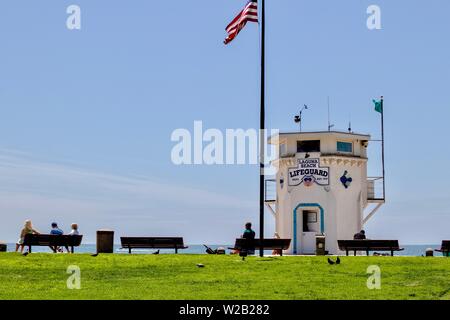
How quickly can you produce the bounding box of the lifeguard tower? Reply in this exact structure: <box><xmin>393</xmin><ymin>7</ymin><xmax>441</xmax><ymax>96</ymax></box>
<box><xmin>266</xmin><ymin>131</ymin><xmax>385</xmax><ymax>255</ymax></box>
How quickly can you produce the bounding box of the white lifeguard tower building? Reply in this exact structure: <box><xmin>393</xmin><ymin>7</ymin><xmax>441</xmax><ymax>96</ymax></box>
<box><xmin>266</xmin><ymin>131</ymin><xmax>385</xmax><ymax>255</ymax></box>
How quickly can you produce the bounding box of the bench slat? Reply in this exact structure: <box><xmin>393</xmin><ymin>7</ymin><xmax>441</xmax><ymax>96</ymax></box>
<box><xmin>232</xmin><ymin>239</ymin><xmax>291</xmax><ymax>255</ymax></box>
<box><xmin>337</xmin><ymin>240</ymin><xmax>403</xmax><ymax>256</ymax></box>
<box><xmin>23</xmin><ymin>234</ymin><xmax>83</xmax><ymax>253</ymax></box>
<box><xmin>120</xmin><ymin>237</ymin><xmax>188</xmax><ymax>253</ymax></box>
<box><xmin>435</xmin><ymin>240</ymin><xmax>450</xmax><ymax>254</ymax></box>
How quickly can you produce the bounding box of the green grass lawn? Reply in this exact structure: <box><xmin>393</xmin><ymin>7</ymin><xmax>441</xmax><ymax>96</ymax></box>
<box><xmin>0</xmin><ymin>253</ymin><xmax>449</xmax><ymax>300</ymax></box>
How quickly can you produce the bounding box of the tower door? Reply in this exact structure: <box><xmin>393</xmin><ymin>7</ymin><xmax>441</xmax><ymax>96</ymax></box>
<box><xmin>300</xmin><ymin>210</ymin><xmax>319</xmax><ymax>254</ymax></box>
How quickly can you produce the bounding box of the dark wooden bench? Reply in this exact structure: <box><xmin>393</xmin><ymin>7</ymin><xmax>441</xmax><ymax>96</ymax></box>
<box><xmin>338</xmin><ymin>239</ymin><xmax>404</xmax><ymax>256</ymax></box>
<box><xmin>120</xmin><ymin>237</ymin><xmax>188</xmax><ymax>254</ymax></box>
<box><xmin>229</xmin><ymin>238</ymin><xmax>291</xmax><ymax>256</ymax></box>
<box><xmin>435</xmin><ymin>240</ymin><xmax>450</xmax><ymax>256</ymax></box>
<box><xmin>23</xmin><ymin>234</ymin><xmax>83</xmax><ymax>253</ymax></box>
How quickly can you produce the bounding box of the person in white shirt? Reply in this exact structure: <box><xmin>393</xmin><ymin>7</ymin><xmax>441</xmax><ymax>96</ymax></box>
<box><xmin>68</xmin><ymin>223</ymin><xmax>79</xmax><ymax>236</ymax></box>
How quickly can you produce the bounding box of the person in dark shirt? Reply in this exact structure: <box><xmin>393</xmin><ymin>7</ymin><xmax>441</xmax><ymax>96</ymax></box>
<box><xmin>242</xmin><ymin>222</ymin><xmax>256</xmax><ymax>240</ymax></box>
<box><xmin>242</xmin><ymin>222</ymin><xmax>256</xmax><ymax>255</ymax></box>
<box><xmin>353</xmin><ymin>230</ymin><xmax>366</xmax><ymax>240</ymax></box>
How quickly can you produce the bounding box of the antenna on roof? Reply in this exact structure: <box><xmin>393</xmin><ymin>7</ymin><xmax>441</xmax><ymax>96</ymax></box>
<box><xmin>348</xmin><ymin>113</ymin><xmax>352</xmax><ymax>133</ymax></box>
<box><xmin>327</xmin><ymin>96</ymin><xmax>334</xmax><ymax>131</ymax></box>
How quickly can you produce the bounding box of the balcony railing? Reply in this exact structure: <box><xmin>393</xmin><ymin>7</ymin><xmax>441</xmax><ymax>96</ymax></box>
<box><xmin>265</xmin><ymin>179</ymin><xmax>276</xmax><ymax>202</ymax></box>
<box><xmin>367</xmin><ymin>177</ymin><xmax>385</xmax><ymax>201</ymax></box>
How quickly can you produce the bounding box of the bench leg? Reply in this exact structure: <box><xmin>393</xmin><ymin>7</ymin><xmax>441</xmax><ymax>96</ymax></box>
<box><xmin>71</xmin><ymin>247</ymin><xmax>74</xmax><ymax>254</ymax></box>
<box><xmin>280</xmin><ymin>249</ymin><xmax>283</xmax><ymax>257</ymax></box>
<box><xmin>29</xmin><ymin>245</ymin><xmax>32</xmax><ymax>253</ymax></box>
<box><xmin>346</xmin><ymin>250</ymin><xmax>349</xmax><ymax>256</ymax></box>
<box><xmin>366</xmin><ymin>250</ymin><xmax>369</xmax><ymax>256</ymax></box>
<box><xmin>175</xmin><ymin>247</ymin><xmax>178</xmax><ymax>254</ymax></box>
<box><xmin>391</xmin><ymin>250</ymin><xmax>394</xmax><ymax>256</ymax></box>
<box><xmin>354</xmin><ymin>250</ymin><xmax>356</xmax><ymax>256</ymax></box>
<box><xmin>128</xmin><ymin>247</ymin><xmax>131</xmax><ymax>254</ymax></box>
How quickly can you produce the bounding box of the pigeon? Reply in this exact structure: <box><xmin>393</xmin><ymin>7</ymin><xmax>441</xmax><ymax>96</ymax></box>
<box><xmin>91</xmin><ymin>253</ymin><xmax>99</xmax><ymax>257</ymax></box>
<box><xmin>153</xmin><ymin>250</ymin><xmax>160</xmax><ymax>255</ymax></box>
<box><xmin>22</xmin><ymin>252</ymin><xmax>29</xmax><ymax>256</ymax></box>
<box><xmin>239</xmin><ymin>250</ymin><xmax>248</xmax><ymax>261</ymax></box>
<box><xmin>196</xmin><ymin>263</ymin><xmax>205</xmax><ymax>268</ymax></box>
<box><xmin>336</xmin><ymin>257</ymin><xmax>341</xmax><ymax>265</ymax></box>
<box><xmin>327</xmin><ymin>258</ymin><xmax>335</xmax><ymax>265</ymax></box>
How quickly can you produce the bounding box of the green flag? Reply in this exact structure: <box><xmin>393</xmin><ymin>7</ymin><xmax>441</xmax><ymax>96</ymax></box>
<box><xmin>372</xmin><ymin>99</ymin><xmax>383</xmax><ymax>113</ymax></box>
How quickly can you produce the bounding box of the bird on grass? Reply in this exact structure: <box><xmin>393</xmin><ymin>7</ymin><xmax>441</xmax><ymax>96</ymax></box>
<box><xmin>91</xmin><ymin>253</ymin><xmax>99</xmax><ymax>257</ymax></box>
<box><xmin>239</xmin><ymin>250</ymin><xmax>248</xmax><ymax>261</ymax></box>
<box><xmin>327</xmin><ymin>257</ymin><xmax>341</xmax><ymax>265</ymax></box>
<box><xmin>22</xmin><ymin>252</ymin><xmax>29</xmax><ymax>257</ymax></box>
<box><xmin>153</xmin><ymin>250</ymin><xmax>160</xmax><ymax>255</ymax></box>
<box><xmin>196</xmin><ymin>263</ymin><xmax>205</xmax><ymax>268</ymax></box>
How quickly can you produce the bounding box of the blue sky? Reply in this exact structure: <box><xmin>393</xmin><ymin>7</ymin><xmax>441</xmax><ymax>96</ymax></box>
<box><xmin>0</xmin><ymin>0</ymin><xmax>449</xmax><ymax>244</ymax></box>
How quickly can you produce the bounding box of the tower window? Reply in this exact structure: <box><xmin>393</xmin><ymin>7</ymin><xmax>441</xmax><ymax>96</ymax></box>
<box><xmin>337</xmin><ymin>141</ymin><xmax>353</xmax><ymax>153</ymax></box>
<box><xmin>279</xmin><ymin>143</ymin><xmax>287</xmax><ymax>156</ymax></box>
<box><xmin>297</xmin><ymin>140</ymin><xmax>320</xmax><ymax>153</ymax></box>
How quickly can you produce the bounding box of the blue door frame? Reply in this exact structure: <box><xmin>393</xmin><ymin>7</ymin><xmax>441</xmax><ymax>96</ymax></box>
<box><xmin>293</xmin><ymin>203</ymin><xmax>324</xmax><ymax>254</ymax></box>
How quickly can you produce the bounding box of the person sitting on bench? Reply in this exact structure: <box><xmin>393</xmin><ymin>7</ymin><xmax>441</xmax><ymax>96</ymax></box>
<box><xmin>242</xmin><ymin>222</ymin><xmax>256</xmax><ymax>255</ymax></box>
<box><xmin>353</xmin><ymin>230</ymin><xmax>366</xmax><ymax>240</ymax></box>
<box><xmin>68</xmin><ymin>223</ymin><xmax>79</xmax><ymax>236</ymax></box>
<box><xmin>50</xmin><ymin>222</ymin><xmax>63</xmax><ymax>235</ymax></box>
<box><xmin>49</xmin><ymin>222</ymin><xmax>64</xmax><ymax>253</ymax></box>
<box><xmin>15</xmin><ymin>220</ymin><xmax>40</xmax><ymax>253</ymax></box>
<box><xmin>65</xmin><ymin>223</ymin><xmax>80</xmax><ymax>253</ymax></box>
<box><xmin>272</xmin><ymin>233</ymin><xmax>282</xmax><ymax>256</ymax></box>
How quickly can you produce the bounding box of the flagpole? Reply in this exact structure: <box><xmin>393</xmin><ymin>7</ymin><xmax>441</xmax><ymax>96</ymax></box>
<box><xmin>259</xmin><ymin>0</ymin><xmax>266</xmax><ymax>257</ymax></box>
<box><xmin>380</xmin><ymin>96</ymin><xmax>385</xmax><ymax>201</ymax></box>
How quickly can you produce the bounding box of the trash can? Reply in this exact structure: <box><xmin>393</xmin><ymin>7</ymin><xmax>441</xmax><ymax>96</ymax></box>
<box><xmin>316</xmin><ymin>235</ymin><xmax>326</xmax><ymax>256</ymax></box>
<box><xmin>0</xmin><ymin>242</ymin><xmax>7</xmax><ymax>252</ymax></box>
<box><xmin>96</xmin><ymin>229</ymin><xmax>114</xmax><ymax>253</ymax></box>
<box><xmin>425</xmin><ymin>248</ymin><xmax>434</xmax><ymax>257</ymax></box>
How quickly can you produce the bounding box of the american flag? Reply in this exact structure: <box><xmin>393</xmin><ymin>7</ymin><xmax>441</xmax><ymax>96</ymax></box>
<box><xmin>224</xmin><ymin>1</ymin><xmax>258</xmax><ymax>45</ymax></box>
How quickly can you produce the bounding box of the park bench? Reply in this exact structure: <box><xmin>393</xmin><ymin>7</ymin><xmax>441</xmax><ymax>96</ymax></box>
<box><xmin>435</xmin><ymin>240</ymin><xmax>450</xmax><ymax>256</ymax></box>
<box><xmin>229</xmin><ymin>238</ymin><xmax>291</xmax><ymax>256</ymax></box>
<box><xmin>120</xmin><ymin>237</ymin><xmax>188</xmax><ymax>254</ymax></box>
<box><xmin>23</xmin><ymin>234</ymin><xmax>83</xmax><ymax>253</ymax></box>
<box><xmin>338</xmin><ymin>239</ymin><xmax>404</xmax><ymax>256</ymax></box>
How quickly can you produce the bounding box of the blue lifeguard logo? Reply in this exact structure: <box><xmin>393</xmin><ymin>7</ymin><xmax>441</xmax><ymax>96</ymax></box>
<box><xmin>303</xmin><ymin>175</ymin><xmax>315</xmax><ymax>187</ymax></box>
<box><xmin>340</xmin><ymin>170</ymin><xmax>353</xmax><ymax>188</ymax></box>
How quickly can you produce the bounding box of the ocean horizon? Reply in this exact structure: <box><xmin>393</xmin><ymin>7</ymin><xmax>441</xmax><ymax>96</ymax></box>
<box><xmin>4</xmin><ymin>243</ymin><xmax>445</xmax><ymax>256</ymax></box>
